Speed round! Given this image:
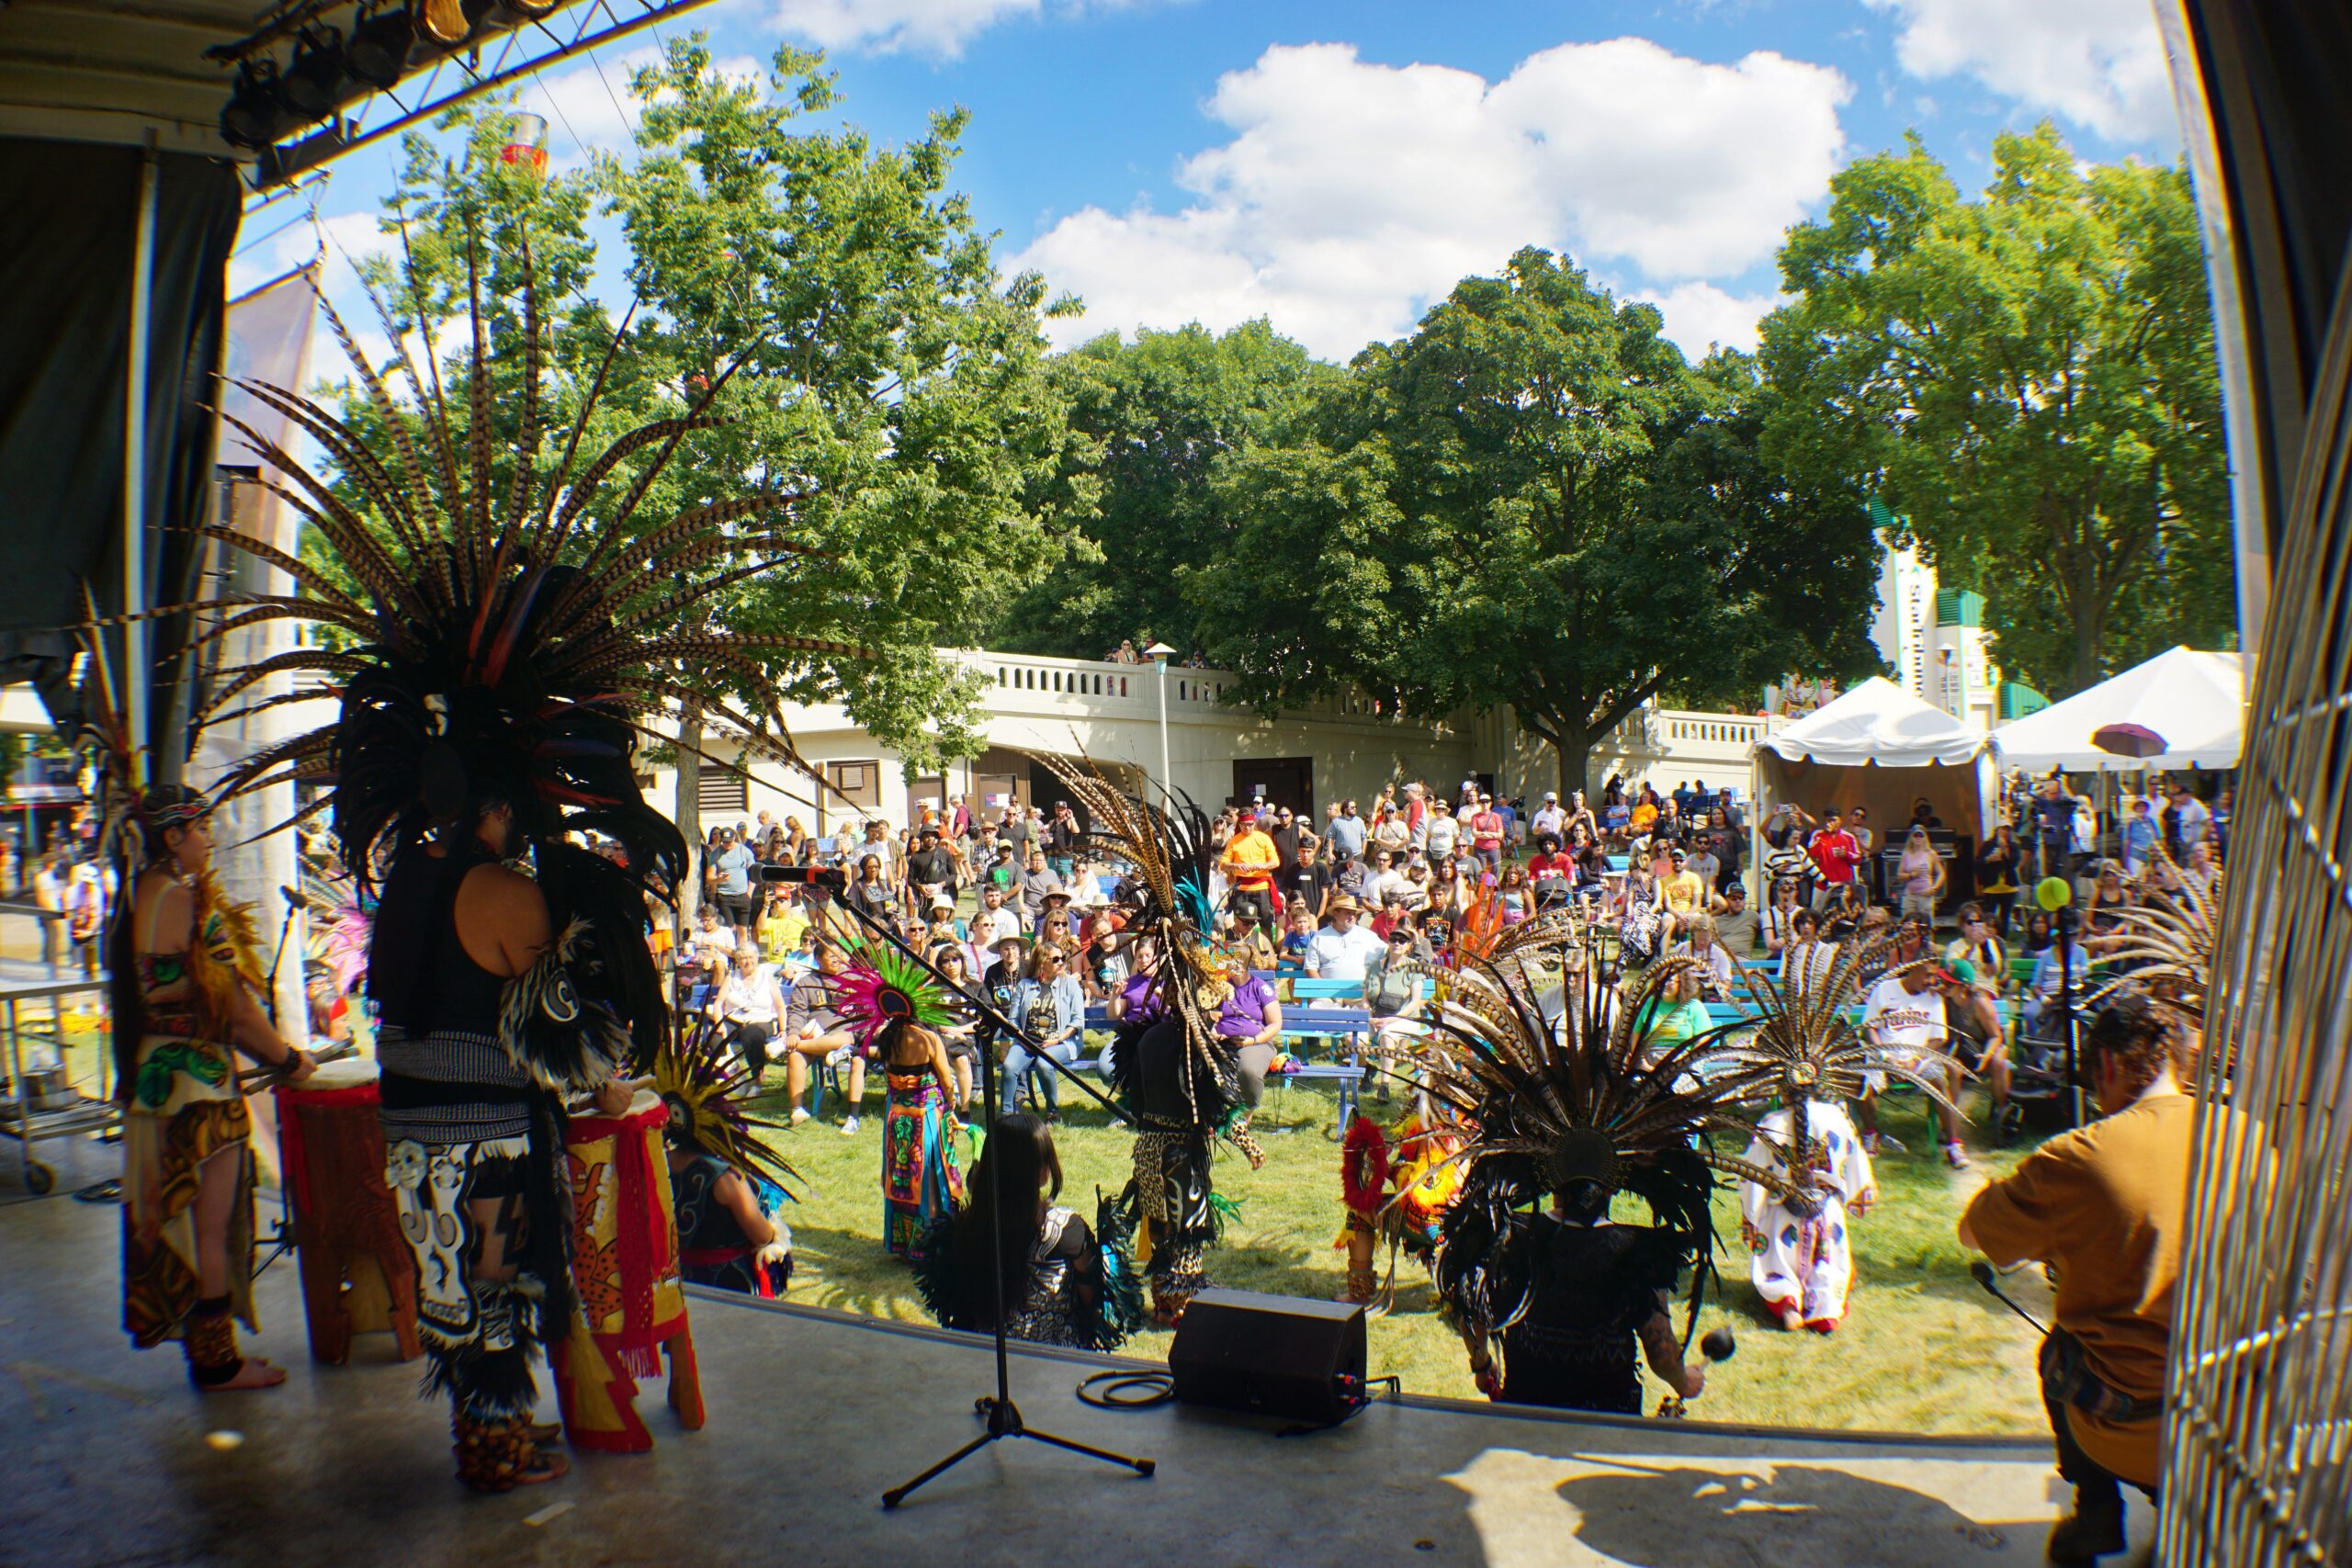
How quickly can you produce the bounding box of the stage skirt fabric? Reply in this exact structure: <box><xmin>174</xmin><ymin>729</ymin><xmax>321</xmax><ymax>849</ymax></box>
<box><xmin>122</xmin><ymin>1021</ymin><xmax>255</xmax><ymax>1347</ymax></box>
<box><xmin>882</xmin><ymin>1070</ymin><xmax>964</xmax><ymax>1260</ymax></box>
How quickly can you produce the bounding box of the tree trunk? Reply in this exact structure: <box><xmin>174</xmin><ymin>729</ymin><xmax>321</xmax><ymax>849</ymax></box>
<box><xmin>2068</xmin><ymin>606</ymin><xmax>2105</xmax><ymax>694</ymax></box>
<box><xmin>674</xmin><ymin>701</ymin><xmax>703</xmax><ymax>921</ymax></box>
<box><xmin>1553</xmin><ymin>728</ymin><xmax>1601</xmax><ymax>801</ymax></box>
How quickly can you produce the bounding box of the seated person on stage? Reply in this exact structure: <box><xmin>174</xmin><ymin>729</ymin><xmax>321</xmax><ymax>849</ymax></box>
<box><xmin>915</xmin><ymin>1111</ymin><xmax>1143</xmax><ymax>1349</ymax></box>
<box><xmin>1457</xmin><ymin>1175</ymin><xmax>1704</xmax><ymax>1416</ymax></box>
<box><xmin>660</xmin><ymin>1028</ymin><xmax>797</xmax><ymax>1299</ymax></box>
<box><xmin>1960</xmin><ymin>998</ymin><xmax>2211</xmax><ymax>1566</ymax></box>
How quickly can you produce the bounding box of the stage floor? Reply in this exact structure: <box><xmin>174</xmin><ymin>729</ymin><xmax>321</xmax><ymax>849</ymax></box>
<box><xmin>1</xmin><ymin>1146</ymin><xmax>2154</xmax><ymax>1567</ymax></box>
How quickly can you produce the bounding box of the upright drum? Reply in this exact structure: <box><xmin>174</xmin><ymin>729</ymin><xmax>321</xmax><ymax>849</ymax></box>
<box><xmin>276</xmin><ymin>1057</ymin><xmax>420</xmax><ymax>1364</ymax></box>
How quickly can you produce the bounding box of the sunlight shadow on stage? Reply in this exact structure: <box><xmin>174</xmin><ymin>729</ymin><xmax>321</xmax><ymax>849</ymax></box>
<box><xmin>1446</xmin><ymin>1447</ymin><xmax>2070</xmax><ymax>1567</ymax></box>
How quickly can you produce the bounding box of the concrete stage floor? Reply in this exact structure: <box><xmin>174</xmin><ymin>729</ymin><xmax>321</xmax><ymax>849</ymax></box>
<box><xmin>1</xmin><ymin>1142</ymin><xmax>2154</xmax><ymax>1567</ymax></box>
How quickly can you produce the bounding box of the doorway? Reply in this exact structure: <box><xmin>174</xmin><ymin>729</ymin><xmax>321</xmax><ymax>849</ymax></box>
<box><xmin>1232</xmin><ymin>757</ymin><xmax>1314</xmax><ymax>817</ymax></box>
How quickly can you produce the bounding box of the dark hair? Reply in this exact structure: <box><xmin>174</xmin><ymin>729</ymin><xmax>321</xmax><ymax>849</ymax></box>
<box><xmin>111</xmin><ymin>784</ymin><xmax>209</xmax><ymax>1101</ymax></box>
<box><xmin>2086</xmin><ymin>995</ymin><xmax>2182</xmax><ymax>1093</ymax></box>
<box><xmin>947</xmin><ymin>1111</ymin><xmax>1063</xmax><ymax>1331</ymax></box>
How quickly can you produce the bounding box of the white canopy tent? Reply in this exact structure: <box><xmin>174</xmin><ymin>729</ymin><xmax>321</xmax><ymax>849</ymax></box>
<box><xmin>1992</xmin><ymin>647</ymin><xmax>2245</xmax><ymax>773</ymax></box>
<box><xmin>1748</xmin><ymin>679</ymin><xmax>1998</xmax><ymax>886</ymax></box>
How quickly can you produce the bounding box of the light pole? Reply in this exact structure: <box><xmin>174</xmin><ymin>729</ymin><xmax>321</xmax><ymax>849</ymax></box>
<box><xmin>1148</xmin><ymin>641</ymin><xmax>1176</xmax><ymax>797</ymax></box>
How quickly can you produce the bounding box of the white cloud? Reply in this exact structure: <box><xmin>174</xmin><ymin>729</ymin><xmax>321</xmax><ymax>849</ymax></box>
<box><xmin>770</xmin><ymin>0</ymin><xmax>1140</xmax><ymax>57</ymax></box>
<box><xmin>1863</xmin><ymin>0</ymin><xmax>2177</xmax><ymax>144</ymax></box>
<box><xmin>1013</xmin><ymin>39</ymin><xmax>1849</xmax><ymax>361</ymax></box>
<box><xmin>1641</xmin><ymin>280</ymin><xmax>1779</xmax><ymax>358</ymax></box>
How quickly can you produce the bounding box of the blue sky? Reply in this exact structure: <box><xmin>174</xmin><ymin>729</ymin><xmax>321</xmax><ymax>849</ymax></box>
<box><xmin>234</xmin><ymin>0</ymin><xmax>2184</xmax><ymax>365</ymax></box>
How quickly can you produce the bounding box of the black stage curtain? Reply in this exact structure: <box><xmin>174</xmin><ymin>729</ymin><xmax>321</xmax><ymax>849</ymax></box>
<box><xmin>0</xmin><ymin>139</ymin><xmax>242</xmax><ymax>762</ymax></box>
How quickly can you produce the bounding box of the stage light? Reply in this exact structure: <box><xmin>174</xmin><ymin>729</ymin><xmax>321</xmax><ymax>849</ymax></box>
<box><xmin>417</xmin><ymin>0</ymin><xmax>469</xmax><ymax>47</ymax></box>
<box><xmin>277</xmin><ymin>28</ymin><xmax>345</xmax><ymax>121</ymax></box>
<box><xmin>345</xmin><ymin>4</ymin><xmax>415</xmax><ymax>89</ymax></box>
<box><xmin>220</xmin><ymin>60</ymin><xmax>299</xmax><ymax>150</ymax></box>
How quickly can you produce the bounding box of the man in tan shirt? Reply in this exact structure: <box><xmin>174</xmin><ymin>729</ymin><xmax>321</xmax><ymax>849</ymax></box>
<box><xmin>1959</xmin><ymin>996</ymin><xmax>2200</xmax><ymax>1564</ymax></box>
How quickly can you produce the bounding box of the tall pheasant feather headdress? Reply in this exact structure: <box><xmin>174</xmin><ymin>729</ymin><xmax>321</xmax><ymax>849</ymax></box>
<box><xmin>87</xmin><ymin>231</ymin><xmax>864</xmax><ymax>1064</ymax></box>
<box><xmin>1033</xmin><ymin>753</ymin><xmax>1238</xmax><ymax>1114</ymax></box>
<box><xmin>1419</xmin><ymin>932</ymin><xmax>1778</xmax><ymax>1345</ymax></box>
<box><xmin>1710</xmin><ymin>935</ymin><xmax>1962</xmax><ymax>1198</ymax></box>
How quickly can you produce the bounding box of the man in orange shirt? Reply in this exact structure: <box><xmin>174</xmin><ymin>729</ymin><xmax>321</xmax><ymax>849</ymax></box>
<box><xmin>1220</xmin><ymin>808</ymin><xmax>1282</xmax><ymax>927</ymax></box>
<box><xmin>1960</xmin><ymin>997</ymin><xmax>2205</xmax><ymax>1563</ymax></box>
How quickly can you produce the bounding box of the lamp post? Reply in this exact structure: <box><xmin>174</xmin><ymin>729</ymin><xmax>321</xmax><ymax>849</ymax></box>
<box><xmin>1148</xmin><ymin>642</ymin><xmax>1175</xmax><ymax>796</ymax></box>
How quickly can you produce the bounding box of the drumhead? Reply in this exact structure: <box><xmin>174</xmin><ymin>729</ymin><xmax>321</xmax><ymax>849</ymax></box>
<box><xmin>307</xmin><ymin>1055</ymin><xmax>380</xmax><ymax>1090</ymax></box>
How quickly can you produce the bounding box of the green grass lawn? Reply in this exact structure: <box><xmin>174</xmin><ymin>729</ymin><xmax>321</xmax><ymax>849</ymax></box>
<box><xmin>24</xmin><ymin>990</ymin><xmax>2050</xmax><ymax>1437</ymax></box>
<box><xmin>745</xmin><ymin>1067</ymin><xmax>2051</xmax><ymax>1437</ymax></box>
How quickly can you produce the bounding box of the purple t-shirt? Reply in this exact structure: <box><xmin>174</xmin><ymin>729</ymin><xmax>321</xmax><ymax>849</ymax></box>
<box><xmin>1118</xmin><ymin>970</ymin><xmax>1166</xmax><ymax>1025</ymax></box>
<box><xmin>1216</xmin><ymin>974</ymin><xmax>1279</xmax><ymax>1040</ymax></box>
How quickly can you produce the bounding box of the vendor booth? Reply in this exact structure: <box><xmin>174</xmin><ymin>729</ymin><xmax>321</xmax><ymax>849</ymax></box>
<box><xmin>1992</xmin><ymin>646</ymin><xmax>2244</xmax><ymax>774</ymax></box>
<box><xmin>1748</xmin><ymin>678</ymin><xmax>1998</xmax><ymax>908</ymax></box>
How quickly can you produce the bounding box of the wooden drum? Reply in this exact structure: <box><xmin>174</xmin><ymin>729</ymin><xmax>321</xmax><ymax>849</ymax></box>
<box><xmin>554</xmin><ymin>1089</ymin><xmax>702</xmax><ymax>1451</ymax></box>
<box><xmin>276</xmin><ymin>1057</ymin><xmax>421</xmax><ymax>1365</ymax></box>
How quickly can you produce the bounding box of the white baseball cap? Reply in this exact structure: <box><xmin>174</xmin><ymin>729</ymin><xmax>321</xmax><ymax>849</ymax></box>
<box><xmin>1544</xmin><ymin>791</ymin><xmax>1558</xmax><ymax>801</ymax></box>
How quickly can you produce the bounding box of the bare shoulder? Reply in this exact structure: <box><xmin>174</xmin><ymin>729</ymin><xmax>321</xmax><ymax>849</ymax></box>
<box><xmin>137</xmin><ymin>872</ymin><xmax>195</xmax><ymax>948</ymax></box>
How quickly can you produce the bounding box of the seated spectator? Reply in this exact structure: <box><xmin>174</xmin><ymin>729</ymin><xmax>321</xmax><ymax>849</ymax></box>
<box><xmin>707</xmin><ymin>939</ymin><xmax>789</xmax><ymax>1081</ymax></box>
<box><xmin>1679</xmin><ymin>915</ymin><xmax>1736</xmax><ymax>998</ymax></box>
<box><xmin>1279</xmin><ymin>905</ymin><xmax>1317</xmax><ymax>964</ymax></box>
<box><xmin>1305</xmin><ymin>895</ymin><xmax>1386</xmax><ymax>981</ymax></box>
<box><xmin>1219</xmin><ymin>910</ymin><xmax>1278</xmax><ymax>973</ymax></box>
<box><xmin>1945</xmin><ymin>902</ymin><xmax>2007</xmax><ymax>979</ymax></box>
<box><xmin>1712</xmin><ymin>881</ymin><xmax>1760</xmax><ymax>956</ymax></box>
<box><xmin>781</xmin><ymin>942</ymin><xmax>862</xmax><ymax>1132</ymax></box>
<box><xmin>931</xmin><ymin>946</ymin><xmax>983</xmax><ymax>1110</ymax></box>
<box><xmin>1657</xmin><ymin>847</ymin><xmax>1708</xmax><ymax>919</ymax></box>
<box><xmin>970</xmin><ymin>884</ymin><xmax>1023</xmax><ymax>951</ymax></box>
<box><xmin>1004</xmin><ymin>944</ymin><xmax>1087</xmax><ymax>1123</ymax></box>
<box><xmin>1526</xmin><ymin>832</ymin><xmax>1575</xmax><ymax>908</ymax></box>
<box><xmin>1361</xmin><ymin>847</ymin><xmax>1408</xmax><ymax>910</ymax></box>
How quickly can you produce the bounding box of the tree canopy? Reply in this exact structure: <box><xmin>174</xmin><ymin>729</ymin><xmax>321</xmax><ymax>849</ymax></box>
<box><xmin>1761</xmin><ymin>125</ymin><xmax>2231</xmax><ymax>695</ymax></box>
<box><xmin>313</xmin><ymin>40</ymin><xmax>1078</xmax><ymax>842</ymax></box>
<box><xmin>1189</xmin><ymin>248</ymin><xmax>1882</xmax><ymax>793</ymax></box>
<box><xmin>989</xmin><ymin>320</ymin><xmax>1333</xmax><ymax>660</ymax></box>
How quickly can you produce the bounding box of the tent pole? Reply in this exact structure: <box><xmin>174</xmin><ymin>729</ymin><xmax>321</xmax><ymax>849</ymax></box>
<box><xmin>123</xmin><ymin>130</ymin><xmax>159</xmax><ymax>768</ymax></box>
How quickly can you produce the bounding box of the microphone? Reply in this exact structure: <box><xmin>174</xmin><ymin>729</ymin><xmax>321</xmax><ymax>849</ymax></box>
<box><xmin>752</xmin><ymin>863</ymin><xmax>847</xmax><ymax>888</ymax></box>
<box><xmin>1970</xmin><ymin>1259</ymin><xmax>2050</xmax><ymax>1335</ymax></box>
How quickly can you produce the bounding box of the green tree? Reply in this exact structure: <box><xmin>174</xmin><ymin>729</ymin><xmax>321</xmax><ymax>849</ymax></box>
<box><xmin>991</xmin><ymin>321</ymin><xmax>1334</xmax><ymax>659</ymax></box>
<box><xmin>1761</xmin><ymin>125</ymin><xmax>2231</xmax><ymax>694</ymax></box>
<box><xmin>605</xmin><ymin>39</ymin><xmax>1082</xmax><ymax>797</ymax></box>
<box><xmin>1191</xmin><ymin>248</ymin><xmax>1881</xmax><ymax>794</ymax></box>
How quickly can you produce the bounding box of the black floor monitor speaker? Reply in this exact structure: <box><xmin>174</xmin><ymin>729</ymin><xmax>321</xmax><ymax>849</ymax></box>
<box><xmin>1168</xmin><ymin>1288</ymin><xmax>1367</xmax><ymax>1425</ymax></box>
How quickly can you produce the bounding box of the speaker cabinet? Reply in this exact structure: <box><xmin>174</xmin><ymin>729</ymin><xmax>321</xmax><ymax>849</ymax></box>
<box><xmin>1167</xmin><ymin>1288</ymin><xmax>1367</xmax><ymax>1424</ymax></box>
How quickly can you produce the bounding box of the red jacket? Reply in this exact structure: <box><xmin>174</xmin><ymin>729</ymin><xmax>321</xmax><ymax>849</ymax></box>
<box><xmin>1809</xmin><ymin>829</ymin><xmax>1863</xmax><ymax>885</ymax></box>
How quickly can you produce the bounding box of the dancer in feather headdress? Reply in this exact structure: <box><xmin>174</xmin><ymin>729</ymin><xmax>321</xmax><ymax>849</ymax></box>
<box><xmin>135</xmin><ymin>235</ymin><xmax>856</xmax><ymax>1490</ymax></box>
<box><xmin>834</xmin><ymin>942</ymin><xmax>967</xmax><ymax>1258</ymax></box>
<box><xmin>1710</xmin><ymin>937</ymin><xmax>1959</xmax><ymax>1334</ymax></box>
<box><xmin>2082</xmin><ymin>846</ymin><xmax>2218</xmax><ymax>1082</ymax></box>
<box><xmin>1036</xmin><ymin>756</ymin><xmax>1265</xmax><ymax>1325</ymax></box>
<box><xmin>74</xmin><ymin>614</ymin><xmax>320</xmax><ymax>1392</ymax></box>
<box><xmin>1419</xmin><ymin>933</ymin><xmax>1772</xmax><ymax>1414</ymax></box>
<box><xmin>656</xmin><ymin>1020</ymin><xmax>799</xmax><ymax>1298</ymax></box>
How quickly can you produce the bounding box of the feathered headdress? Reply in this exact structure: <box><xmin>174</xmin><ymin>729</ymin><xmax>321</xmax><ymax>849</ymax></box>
<box><xmin>2082</xmin><ymin>849</ymin><xmax>2216</xmax><ymax>1023</ymax></box>
<box><xmin>831</xmin><ymin>941</ymin><xmax>956</xmax><ymax>1049</ymax></box>
<box><xmin>85</xmin><ymin>232</ymin><xmax>863</xmax><ymax>1068</ymax></box>
<box><xmin>1711</xmin><ymin>936</ymin><xmax>1962</xmax><ymax>1200</ymax></box>
<box><xmin>1419</xmin><ymin>931</ymin><xmax>1771</xmax><ymax>1349</ymax></box>
<box><xmin>1034</xmin><ymin>754</ymin><xmax>1238</xmax><ymax>1118</ymax></box>
<box><xmin>650</xmin><ymin>1019</ymin><xmax>798</xmax><ymax>1201</ymax></box>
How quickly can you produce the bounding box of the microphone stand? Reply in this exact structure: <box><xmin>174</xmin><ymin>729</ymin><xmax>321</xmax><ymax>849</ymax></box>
<box><xmin>789</xmin><ymin>875</ymin><xmax>1154</xmax><ymax>1507</ymax></box>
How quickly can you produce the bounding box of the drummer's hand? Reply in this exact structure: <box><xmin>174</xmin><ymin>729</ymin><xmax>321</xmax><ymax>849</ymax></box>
<box><xmin>1679</xmin><ymin>1365</ymin><xmax>1706</xmax><ymax>1400</ymax></box>
<box><xmin>593</xmin><ymin>1078</ymin><xmax>634</xmax><ymax>1117</ymax></box>
<box><xmin>756</xmin><ymin>1236</ymin><xmax>792</xmax><ymax>1269</ymax></box>
<box><xmin>281</xmin><ymin>1049</ymin><xmax>316</xmax><ymax>1088</ymax></box>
